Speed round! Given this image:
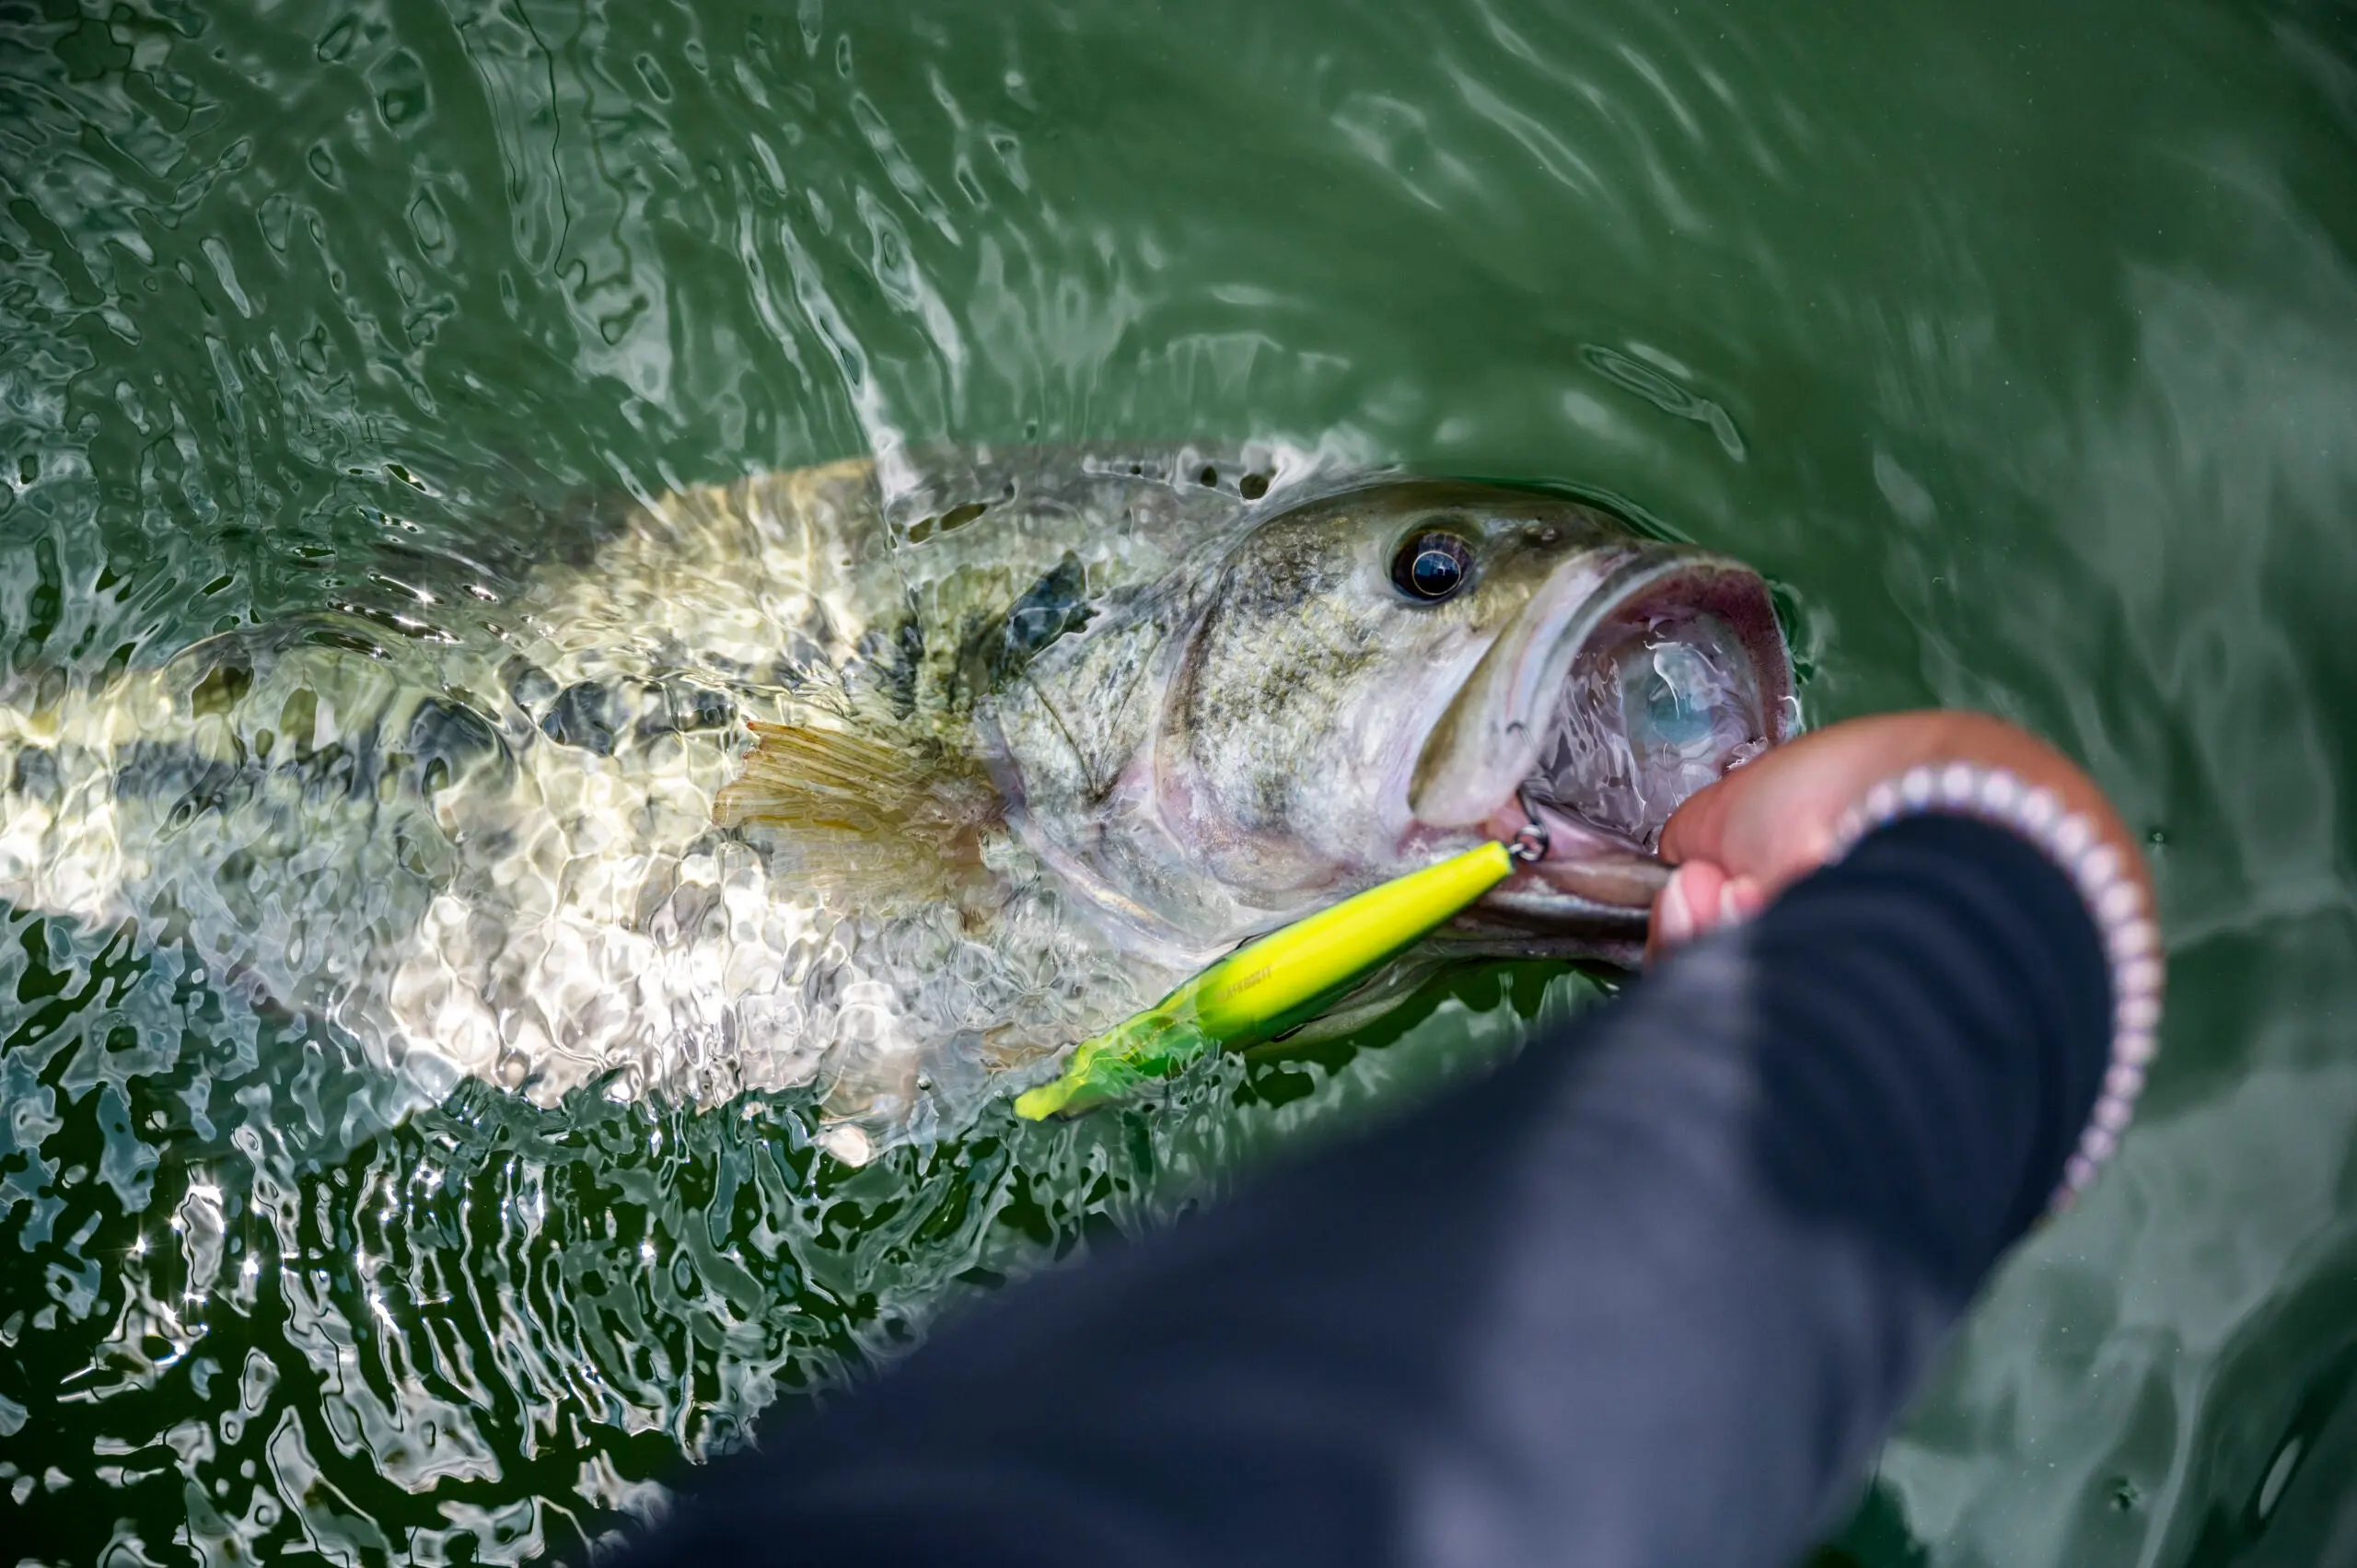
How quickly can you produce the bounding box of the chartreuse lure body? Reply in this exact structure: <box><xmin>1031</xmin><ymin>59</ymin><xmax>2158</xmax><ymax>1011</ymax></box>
<box><xmin>1014</xmin><ymin>838</ymin><xmax>1527</xmax><ymax>1120</ymax></box>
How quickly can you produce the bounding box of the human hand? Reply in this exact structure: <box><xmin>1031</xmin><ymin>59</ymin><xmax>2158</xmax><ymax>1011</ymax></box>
<box><xmin>1646</xmin><ymin>710</ymin><xmax>2151</xmax><ymax>963</ymax></box>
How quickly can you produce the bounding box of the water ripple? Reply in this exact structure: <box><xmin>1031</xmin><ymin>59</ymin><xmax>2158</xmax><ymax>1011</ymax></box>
<box><xmin>3</xmin><ymin>0</ymin><xmax>2356</xmax><ymax>1563</ymax></box>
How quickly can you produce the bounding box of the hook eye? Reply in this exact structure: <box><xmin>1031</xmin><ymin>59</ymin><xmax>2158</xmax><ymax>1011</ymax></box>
<box><xmin>1507</xmin><ymin>789</ymin><xmax>1550</xmax><ymax>863</ymax></box>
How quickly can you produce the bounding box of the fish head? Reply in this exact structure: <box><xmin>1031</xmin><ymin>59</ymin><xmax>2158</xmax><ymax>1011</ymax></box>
<box><xmin>993</xmin><ymin>480</ymin><xmax>1794</xmax><ymax>962</ymax></box>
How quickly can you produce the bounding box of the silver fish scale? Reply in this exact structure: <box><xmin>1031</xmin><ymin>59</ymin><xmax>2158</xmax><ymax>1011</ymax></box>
<box><xmin>0</xmin><ymin>444</ymin><xmax>1353</xmax><ymax>1157</ymax></box>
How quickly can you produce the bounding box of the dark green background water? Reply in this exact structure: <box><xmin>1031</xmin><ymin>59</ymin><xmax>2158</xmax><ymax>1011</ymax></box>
<box><xmin>3</xmin><ymin>0</ymin><xmax>2355</xmax><ymax>1561</ymax></box>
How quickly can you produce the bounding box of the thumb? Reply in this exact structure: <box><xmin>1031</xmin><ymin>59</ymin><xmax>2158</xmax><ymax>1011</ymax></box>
<box><xmin>1655</xmin><ymin>769</ymin><xmax>1738</xmax><ymax>869</ymax></box>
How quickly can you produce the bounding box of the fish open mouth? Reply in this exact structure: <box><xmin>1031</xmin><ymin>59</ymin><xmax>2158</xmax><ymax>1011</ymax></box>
<box><xmin>1411</xmin><ymin>548</ymin><xmax>1794</xmax><ymax>935</ymax></box>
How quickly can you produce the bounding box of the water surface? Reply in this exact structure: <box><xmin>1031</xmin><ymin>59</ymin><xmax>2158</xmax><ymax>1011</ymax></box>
<box><xmin>2</xmin><ymin>0</ymin><xmax>2355</xmax><ymax>1562</ymax></box>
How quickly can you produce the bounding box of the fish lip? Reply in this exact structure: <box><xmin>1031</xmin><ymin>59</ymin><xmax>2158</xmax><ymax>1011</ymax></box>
<box><xmin>1407</xmin><ymin>547</ymin><xmax>1794</xmax><ymax>933</ymax></box>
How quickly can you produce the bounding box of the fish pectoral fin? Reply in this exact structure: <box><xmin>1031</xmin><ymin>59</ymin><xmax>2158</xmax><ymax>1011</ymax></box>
<box><xmin>715</xmin><ymin>722</ymin><xmax>1004</xmax><ymax>886</ymax></box>
<box><xmin>716</xmin><ymin>722</ymin><xmax>929</xmax><ymax>833</ymax></box>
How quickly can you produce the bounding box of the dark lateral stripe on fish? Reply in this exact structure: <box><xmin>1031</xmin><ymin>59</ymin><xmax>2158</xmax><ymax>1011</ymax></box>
<box><xmin>13</xmin><ymin>698</ymin><xmax>516</xmax><ymax>822</ymax></box>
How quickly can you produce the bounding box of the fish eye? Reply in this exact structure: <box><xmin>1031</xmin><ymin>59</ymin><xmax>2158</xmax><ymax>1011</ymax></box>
<box><xmin>1390</xmin><ymin>530</ymin><xmax>1475</xmax><ymax>602</ymax></box>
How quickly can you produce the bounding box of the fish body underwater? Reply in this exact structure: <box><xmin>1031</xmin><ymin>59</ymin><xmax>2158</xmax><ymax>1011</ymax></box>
<box><xmin>0</xmin><ymin>446</ymin><xmax>1793</xmax><ymax>1156</ymax></box>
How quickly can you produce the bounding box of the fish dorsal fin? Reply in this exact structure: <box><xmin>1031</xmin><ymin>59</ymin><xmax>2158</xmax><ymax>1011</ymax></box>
<box><xmin>715</xmin><ymin>722</ymin><xmax>1003</xmax><ymax>891</ymax></box>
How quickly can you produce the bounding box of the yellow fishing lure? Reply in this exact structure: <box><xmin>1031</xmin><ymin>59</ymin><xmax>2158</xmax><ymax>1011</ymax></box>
<box><xmin>1015</xmin><ymin>837</ymin><xmax>1529</xmax><ymax>1120</ymax></box>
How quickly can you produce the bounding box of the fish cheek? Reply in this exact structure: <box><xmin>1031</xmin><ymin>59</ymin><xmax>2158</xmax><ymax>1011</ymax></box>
<box><xmin>1165</xmin><ymin>563</ymin><xmax>1389</xmax><ymax>875</ymax></box>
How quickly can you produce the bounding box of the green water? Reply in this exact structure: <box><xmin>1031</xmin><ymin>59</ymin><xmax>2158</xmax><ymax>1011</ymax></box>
<box><xmin>2</xmin><ymin>0</ymin><xmax>2354</xmax><ymax>1561</ymax></box>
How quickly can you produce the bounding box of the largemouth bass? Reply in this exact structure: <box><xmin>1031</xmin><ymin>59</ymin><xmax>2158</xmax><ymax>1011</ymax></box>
<box><xmin>0</xmin><ymin>445</ymin><xmax>1793</xmax><ymax>1158</ymax></box>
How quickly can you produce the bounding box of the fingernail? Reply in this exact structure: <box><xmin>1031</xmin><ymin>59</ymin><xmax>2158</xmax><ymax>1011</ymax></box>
<box><xmin>1717</xmin><ymin>876</ymin><xmax>1771</xmax><ymax>928</ymax></box>
<box><xmin>1658</xmin><ymin>870</ymin><xmax>1696</xmax><ymax>946</ymax></box>
<box><xmin>1728</xmin><ymin>877</ymin><xmax>1767</xmax><ymax>921</ymax></box>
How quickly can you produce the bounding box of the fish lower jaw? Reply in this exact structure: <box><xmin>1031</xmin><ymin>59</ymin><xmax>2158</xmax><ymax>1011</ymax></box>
<box><xmin>1472</xmin><ymin>793</ymin><xmax>1670</xmax><ymax>916</ymax></box>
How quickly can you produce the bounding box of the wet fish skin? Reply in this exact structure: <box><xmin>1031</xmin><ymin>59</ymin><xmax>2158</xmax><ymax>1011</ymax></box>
<box><xmin>0</xmin><ymin>448</ymin><xmax>1314</xmax><ymax>1145</ymax></box>
<box><xmin>0</xmin><ymin>446</ymin><xmax>1780</xmax><ymax>1153</ymax></box>
<box><xmin>993</xmin><ymin>480</ymin><xmax>1647</xmax><ymax>956</ymax></box>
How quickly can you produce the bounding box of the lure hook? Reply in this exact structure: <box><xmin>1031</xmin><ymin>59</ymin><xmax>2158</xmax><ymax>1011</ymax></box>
<box><xmin>1507</xmin><ymin>789</ymin><xmax>1550</xmax><ymax>864</ymax></box>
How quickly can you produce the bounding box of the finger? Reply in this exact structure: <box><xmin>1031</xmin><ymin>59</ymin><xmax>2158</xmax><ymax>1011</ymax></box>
<box><xmin>1722</xmin><ymin>874</ymin><xmax>1767</xmax><ymax>923</ymax></box>
<box><xmin>1646</xmin><ymin>859</ymin><xmax>1725</xmax><ymax>965</ymax></box>
<box><xmin>1644</xmin><ymin>865</ymin><xmax>1691</xmax><ymax>966</ymax></box>
<box><xmin>1656</xmin><ymin>772</ymin><xmax>1735</xmax><ymax>867</ymax></box>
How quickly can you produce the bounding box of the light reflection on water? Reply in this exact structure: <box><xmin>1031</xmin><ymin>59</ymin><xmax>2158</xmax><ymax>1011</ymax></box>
<box><xmin>2</xmin><ymin>0</ymin><xmax>2354</xmax><ymax>1562</ymax></box>
<box><xmin>0</xmin><ymin>878</ymin><xmax>1572</xmax><ymax>1559</ymax></box>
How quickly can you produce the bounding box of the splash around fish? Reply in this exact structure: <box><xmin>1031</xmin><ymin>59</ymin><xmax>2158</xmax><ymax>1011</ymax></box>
<box><xmin>0</xmin><ymin>443</ymin><xmax>1794</xmax><ymax>1162</ymax></box>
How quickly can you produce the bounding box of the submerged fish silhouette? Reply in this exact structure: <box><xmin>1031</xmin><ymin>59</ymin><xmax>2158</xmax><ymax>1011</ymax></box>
<box><xmin>0</xmin><ymin>445</ymin><xmax>1792</xmax><ymax>1157</ymax></box>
